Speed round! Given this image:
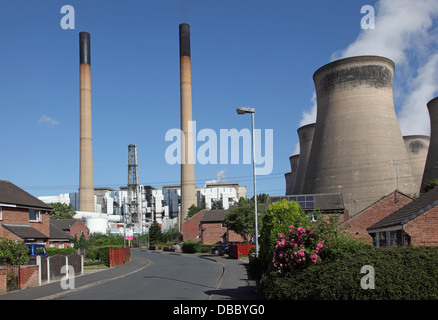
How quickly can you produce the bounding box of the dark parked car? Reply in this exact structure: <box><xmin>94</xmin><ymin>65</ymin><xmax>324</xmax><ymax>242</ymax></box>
<box><xmin>211</xmin><ymin>243</ymin><xmax>229</xmax><ymax>256</ymax></box>
<box><xmin>26</xmin><ymin>244</ymin><xmax>48</xmax><ymax>258</ymax></box>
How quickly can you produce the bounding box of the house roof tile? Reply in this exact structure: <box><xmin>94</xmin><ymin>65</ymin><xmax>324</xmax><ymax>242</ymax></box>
<box><xmin>0</xmin><ymin>180</ymin><xmax>52</xmax><ymax>210</ymax></box>
<box><xmin>2</xmin><ymin>223</ymin><xmax>49</xmax><ymax>240</ymax></box>
<box><xmin>367</xmin><ymin>187</ymin><xmax>438</xmax><ymax>231</ymax></box>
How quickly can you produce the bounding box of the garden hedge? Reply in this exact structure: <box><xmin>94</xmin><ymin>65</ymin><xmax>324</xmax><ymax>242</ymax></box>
<box><xmin>259</xmin><ymin>245</ymin><xmax>438</xmax><ymax>300</ymax></box>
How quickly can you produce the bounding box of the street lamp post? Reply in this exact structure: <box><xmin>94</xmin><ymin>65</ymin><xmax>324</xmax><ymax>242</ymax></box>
<box><xmin>236</xmin><ymin>106</ymin><xmax>259</xmax><ymax>258</ymax></box>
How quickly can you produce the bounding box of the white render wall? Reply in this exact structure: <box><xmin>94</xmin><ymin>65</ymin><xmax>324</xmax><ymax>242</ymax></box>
<box><xmin>39</xmin><ymin>184</ymin><xmax>246</xmax><ymax>233</ymax></box>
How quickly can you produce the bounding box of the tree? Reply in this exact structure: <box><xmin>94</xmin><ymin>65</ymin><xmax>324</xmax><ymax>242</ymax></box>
<box><xmin>186</xmin><ymin>204</ymin><xmax>204</xmax><ymax>220</ymax></box>
<box><xmin>50</xmin><ymin>202</ymin><xmax>76</xmax><ymax>220</ymax></box>
<box><xmin>0</xmin><ymin>238</ymin><xmax>29</xmax><ymax>265</ymax></box>
<box><xmin>225</xmin><ymin>197</ymin><xmax>263</xmax><ymax>243</ymax></box>
<box><xmin>78</xmin><ymin>233</ymin><xmax>89</xmax><ymax>249</ymax></box>
<box><xmin>211</xmin><ymin>199</ymin><xmax>224</xmax><ymax>210</ymax></box>
<box><xmin>423</xmin><ymin>178</ymin><xmax>438</xmax><ymax>193</ymax></box>
<box><xmin>149</xmin><ymin>221</ymin><xmax>163</xmax><ymax>244</ymax></box>
<box><xmin>162</xmin><ymin>227</ymin><xmax>183</xmax><ymax>243</ymax></box>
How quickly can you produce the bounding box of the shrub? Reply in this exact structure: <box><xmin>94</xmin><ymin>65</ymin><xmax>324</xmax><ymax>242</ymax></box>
<box><xmin>200</xmin><ymin>244</ymin><xmax>214</xmax><ymax>253</ymax></box>
<box><xmin>259</xmin><ymin>200</ymin><xmax>311</xmax><ymax>269</ymax></box>
<box><xmin>271</xmin><ymin>225</ymin><xmax>324</xmax><ymax>273</ymax></box>
<box><xmin>89</xmin><ymin>234</ymin><xmax>124</xmax><ymax>247</ymax></box>
<box><xmin>87</xmin><ymin>245</ymin><xmax>123</xmax><ymax>267</ymax></box>
<box><xmin>259</xmin><ymin>245</ymin><xmax>438</xmax><ymax>300</ymax></box>
<box><xmin>182</xmin><ymin>241</ymin><xmax>201</xmax><ymax>253</ymax></box>
<box><xmin>248</xmin><ymin>256</ymin><xmax>264</xmax><ymax>281</ymax></box>
<box><xmin>46</xmin><ymin>248</ymin><xmax>76</xmax><ymax>256</ymax></box>
<box><xmin>0</xmin><ymin>238</ymin><xmax>29</xmax><ymax>265</ymax></box>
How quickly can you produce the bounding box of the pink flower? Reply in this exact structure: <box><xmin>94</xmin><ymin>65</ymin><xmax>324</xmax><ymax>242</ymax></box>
<box><xmin>297</xmin><ymin>227</ymin><xmax>305</xmax><ymax>234</ymax></box>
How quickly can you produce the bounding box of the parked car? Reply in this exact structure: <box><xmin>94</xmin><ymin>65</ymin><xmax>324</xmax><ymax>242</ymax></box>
<box><xmin>211</xmin><ymin>243</ymin><xmax>229</xmax><ymax>256</ymax></box>
<box><xmin>26</xmin><ymin>244</ymin><xmax>48</xmax><ymax>257</ymax></box>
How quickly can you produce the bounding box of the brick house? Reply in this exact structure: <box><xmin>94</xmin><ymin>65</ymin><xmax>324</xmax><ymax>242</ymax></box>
<box><xmin>50</xmin><ymin>219</ymin><xmax>90</xmax><ymax>241</ymax></box>
<box><xmin>341</xmin><ymin>190</ymin><xmax>414</xmax><ymax>244</ymax></box>
<box><xmin>0</xmin><ymin>180</ymin><xmax>52</xmax><ymax>244</ymax></box>
<box><xmin>49</xmin><ymin>222</ymin><xmax>74</xmax><ymax>248</ymax></box>
<box><xmin>367</xmin><ymin>187</ymin><xmax>438</xmax><ymax>247</ymax></box>
<box><xmin>182</xmin><ymin>209</ymin><xmax>205</xmax><ymax>242</ymax></box>
<box><xmin>182</xmin><ymin>209</ymin><xmax>245</xmax><ymax>244</ymax></box>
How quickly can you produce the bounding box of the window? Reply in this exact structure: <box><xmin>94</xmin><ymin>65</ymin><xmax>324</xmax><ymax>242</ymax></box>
<box><xmin>373</xmin><ymin>230</ymin><xmax>403</xmax><ymax>247</ymax></box>
<box><xmin>0</xmin><ymin>207</ymin><xmax>2</xmax><ymax>220</ymax></box>
<box><xmin>388</xmin><ymin>231</ymin><xmax>398</xmax><ymax>247</ymax></box>
<box><xmin>29</xmin><ymin>209</ymin><xmax>41</xmax><ymax>222</ymax></box>
<box><xmin>378</xmin><ymin>232</ymin><xmax>387</xmax><ymax>247</ymax></box>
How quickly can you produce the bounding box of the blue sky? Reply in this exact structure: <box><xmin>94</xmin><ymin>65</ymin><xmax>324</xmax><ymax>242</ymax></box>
<box><xmin>1</xmin><ymin>0</ymin><xmax>437</xmax><ymax>199</ymax></box>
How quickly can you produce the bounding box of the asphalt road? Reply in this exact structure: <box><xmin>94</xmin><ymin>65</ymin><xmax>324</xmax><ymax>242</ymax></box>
<box><xmin>60</xmin><ymin>250</ymin><xmax>223</xmax><ymax>300</ymax></box>
<box><xmin>0</xmin><ymin>248</ymin><xmax>263</xmax><ymax>301</ymax></box>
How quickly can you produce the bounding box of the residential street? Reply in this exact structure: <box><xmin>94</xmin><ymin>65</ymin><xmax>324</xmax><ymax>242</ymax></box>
<box><xmin>0</xmin><ymin>248</ymin><xmax>263</xmax><ymax>300</ymax></box>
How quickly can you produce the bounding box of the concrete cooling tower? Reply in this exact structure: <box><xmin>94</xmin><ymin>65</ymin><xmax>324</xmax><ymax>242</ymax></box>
<box><xmin>403</xmin><ymin>135</ymin><xmax>430</xmax><ymax>191</ymax></box>
<box><xmin>421</xmin><ymin>97</ymin><xmax>438</xmax><ymax>192</ymax></box>
<box><xmin>293</xmin><ymin>123</ymin><xmax>315</xmax><ymax>194</ymax></box>
<box><xmin>285</xmin><ymin>154</ymin><xmax>299</xmax><ymax>195</ymax></box>
<box><xmin>303</xmin><ymin>56</ymin><xmax>418</xmax><ymax>215</ymax></box>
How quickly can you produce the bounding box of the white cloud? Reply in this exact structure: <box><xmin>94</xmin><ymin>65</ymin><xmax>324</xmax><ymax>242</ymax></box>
<box><xmin>398</xmin><ymin>53</ymin><xmax>438</xmax><ymax>136</ymax></box>
<box><xmin>298</xmin><ymin>0</ymin><xmax>438</xmax><ymax>136</ymax></box>
<box><xmin>38</xmin><ymin>115</ymin><xmax>59</xmax><ymax>126</ymax></box>
<box><xmin>299</xmin><ymin>92</ymin><xmax>317</xmax><ymax>128</ymax></box>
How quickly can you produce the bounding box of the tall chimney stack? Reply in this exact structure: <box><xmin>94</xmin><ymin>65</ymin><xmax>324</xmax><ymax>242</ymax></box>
<box><xmin>421</xmin><ymin>97</ymin><xmax>438</xmax><ymax>192</ymax></box>
<box><xmin>79</xmin><ymin>32</ymin><xmax>95</xmax><ymax>212</ymax></box>
<box><xmin>179</xmin><ymin>23</ymin><xmax>196</xmax><ymax>229</ymax></box>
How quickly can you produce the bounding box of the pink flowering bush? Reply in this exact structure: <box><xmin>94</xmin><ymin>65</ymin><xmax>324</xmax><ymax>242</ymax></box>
<box><xmin>272</xmin><ymin>225</ymin><xmax>324</xmax><ymax>273</ymax></box>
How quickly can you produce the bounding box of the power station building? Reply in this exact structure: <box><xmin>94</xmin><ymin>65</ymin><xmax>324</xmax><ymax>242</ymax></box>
<box><xmin>39</xmin><ymin>182</ymin><xmax>247</xmax><ymax>234</ymax></box>
<box><xmin>285</xmin><ymin>55</ymin><xmax>435</xmax><ymax>217</ymax></box>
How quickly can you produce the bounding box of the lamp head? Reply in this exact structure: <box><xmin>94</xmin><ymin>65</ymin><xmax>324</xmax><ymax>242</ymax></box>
<box><xmin>236</xmin><ymin>106</ymin><xmax>255</xmax><ymax>114</ymax></box>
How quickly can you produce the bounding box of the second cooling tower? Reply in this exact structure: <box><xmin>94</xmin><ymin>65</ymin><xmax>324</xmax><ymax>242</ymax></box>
<box><xmin>303</xmin><ymin>56</ymin><xmax>418</xmax><ymax>215</ymax></box>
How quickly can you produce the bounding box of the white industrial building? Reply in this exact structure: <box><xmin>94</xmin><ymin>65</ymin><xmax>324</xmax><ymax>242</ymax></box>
<box><xmin>38</xmin><ymin>182</ymin><xmax>246</xmax><ymax>235</ymax></box>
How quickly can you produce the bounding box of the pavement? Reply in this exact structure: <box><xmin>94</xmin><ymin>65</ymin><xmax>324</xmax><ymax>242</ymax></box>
<box><xmin>0</xmin><ymin>249</ymin><xmax>264</xmax><ymax>300</ymax></box>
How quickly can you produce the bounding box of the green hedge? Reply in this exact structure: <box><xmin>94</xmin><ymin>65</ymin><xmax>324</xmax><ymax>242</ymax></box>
<box><xmin>180</xmin><ymin>242</ymin><xmax>214</xmax><ymax>253</ymax></box>
<box><xmin>259</xmin><ymin>246</ymin><xmax>438</xmax><ymax>300</ymax></box>
<box><xmin>87</xmin><ymin>245</ymin><xmax>123</xmax><ymax>267</ymax></box>
<box><xmin>181</xmin><ymin>241</ymin><xmax>201</xmax><ymax>253</ymax></box>
<box><xmin>46</xmin><ymin>248</ymin><xmax>77</xmax><ymax>256</ymax></box>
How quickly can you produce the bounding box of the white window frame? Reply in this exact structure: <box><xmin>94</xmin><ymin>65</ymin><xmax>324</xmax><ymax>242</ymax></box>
<box><xmin>29</xmin><ymin>209</ymin><xmax>42</xmax><ymax>222</ymax></box>
<box><xmin>0</xmin><ymin>206</ymin><xmax>2</xmax><ymax>220</ymax></box>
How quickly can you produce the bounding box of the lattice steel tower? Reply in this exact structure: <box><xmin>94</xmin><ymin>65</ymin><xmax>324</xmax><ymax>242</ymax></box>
<box><xmin>127</xmin><ymin>144</ymin><xmax>140</xmax><ymax>227</ymax></box>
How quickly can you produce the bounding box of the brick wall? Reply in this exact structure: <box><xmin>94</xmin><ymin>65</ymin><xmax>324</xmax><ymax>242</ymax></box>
<box><xmin>228</xmin><ymin>230</ymin><xmax>245</xmax><ymax>242</ymax></box>
<box><xmin>0</xmin><ymin>268</ymin><xmax>6</xmax><ymax>294</ymax></box>
<box><xmin>201</xmin><ymin>222</ymin><xmax>226</xmax><ymax>244</ymax></box>
<box><xmin>404</xmin><ymin>205</ymin><xmax>438</xmax><ymax>246</ymax></box>
<box><xmin>69</xmin><ymin>220</ymin><xmax>90</xmax><ymax>240</ymax></box>
<box><xmin>182</xmin><ymin>210</ymin><xmax>205</xmax><ymax>242</ymax></box>
<box><xmin>0</xmin><ymin>206</ymin><xmax>50</xmax><ymax>242</ymax></box>
<box><xmin>201</xmin><ymin>222</ymin><xmax>245</xmax><ymax>244</ymax></box>
<box><xmin>0</xmin><ymin>265</ymin><xmax>40</xmax><ymax>294</ymax></box>
<box><xmin>342</xmin><ymin>192</ymin><xmax>413</xmax><ymax>244</ymax></box>
<box><xmin>19</xmin><ymin>265</ymin><xmax>40</xmax><ymax>289</ymax></box>
<box><xmin>109</xmin><ymin>247</ymin><xmax>131</xmax><ymax>268</ymax></box>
